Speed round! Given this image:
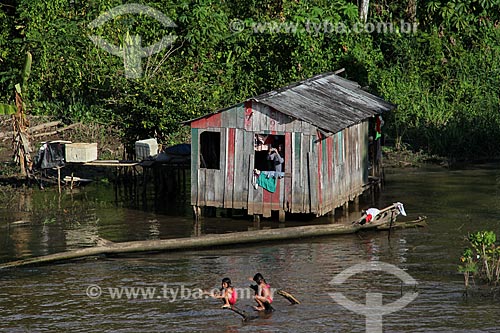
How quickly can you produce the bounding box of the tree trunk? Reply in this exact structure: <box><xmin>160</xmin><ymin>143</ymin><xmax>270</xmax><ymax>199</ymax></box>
<box><xmin>359</xmin><ymin>0</ymin><xmax>369</xmax><ymax>23</ymax></box>
<box><xmin>406</xmin><ymin>0</ymin><xmax>417</xmax><ymax>23</ymax></box>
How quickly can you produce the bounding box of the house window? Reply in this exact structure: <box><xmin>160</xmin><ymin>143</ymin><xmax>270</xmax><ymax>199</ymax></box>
<box><xmin>200</xmin><ymin>131</ymin><xmax>220</xmax><ymax>169</ymax></box>
<box><xmin>254</xmin><ymin>134</ymin><xmax>285</xmax><ymax>172</ymax></box>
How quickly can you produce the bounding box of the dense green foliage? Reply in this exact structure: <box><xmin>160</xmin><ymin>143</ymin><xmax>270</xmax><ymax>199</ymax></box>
<box><xmin>459</xmin><ymin>230</ymin><xmax>500</xmax><ymax>288</ymax></box>
<box><xmin>1</xmin><ymin>0</ymin><xmax>499</xmax><ymax>159</ymax></box>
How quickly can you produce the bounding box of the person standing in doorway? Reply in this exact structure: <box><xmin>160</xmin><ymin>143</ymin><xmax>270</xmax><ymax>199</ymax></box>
<box><xmin>267</xmin><ymin>144</ymin><xmax>284</xmax><ymax>173</ymax></box>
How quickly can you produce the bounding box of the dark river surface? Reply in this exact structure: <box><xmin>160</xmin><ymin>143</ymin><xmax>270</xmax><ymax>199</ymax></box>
<box><xmin>1</xmin><ymin>164</ymin><xmax>500</xmax><ymax>332</ymax></box>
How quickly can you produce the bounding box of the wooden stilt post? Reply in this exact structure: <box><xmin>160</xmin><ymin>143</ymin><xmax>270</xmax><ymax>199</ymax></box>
<box><xmin>253</xmin><ymin>215</ymin><xmax>261</xmax><ymax>231</ymax></box>
<box><xmin>278</xmin><ymin>210</ymin><xmax>285</xmax><ymax>223</ymax></box>
<box><xmin>342</xmin><ymin>202</ymin><xmax>349</xmax><ymax>217</ymax></box>
<box><xmin>192</xmin><ymin>218</ymin><xmax>202</xmax><ymax>237</ymax></box>
<box><xmin>193</xmin><ymin>205</ymin><xmax>203</xmax><ymax>220</ymax></box>
<box><xmin>327</xmin><ymin>209</ymin><xmax>335</xmax><ymax>223</ymax></box>
<box><xmin>57</xmin><ymin>167</ymin><xmax>61</xmax><ymax>194</ymax></box>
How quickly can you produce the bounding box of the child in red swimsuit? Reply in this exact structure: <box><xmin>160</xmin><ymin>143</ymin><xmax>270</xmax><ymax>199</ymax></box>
<box><xmin>212</xmin><ymin>277</ymin><xmax>237</xmax><ymax>309</ymax></box>
<box><xmin>251</xmin><ymin>273</ymin><xmax>273</xmax><ymax>311</ymax></box>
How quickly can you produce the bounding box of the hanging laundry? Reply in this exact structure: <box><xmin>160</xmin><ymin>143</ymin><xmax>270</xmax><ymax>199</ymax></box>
<box><xmin>375</xmin><ymin>115</ymin><xmax>384</xmax><ymax>140</ymax></box>
<box><xmin>252</xmin><ymin>169</ymin><xmax>277</xmax><ymax>193</ymax></box>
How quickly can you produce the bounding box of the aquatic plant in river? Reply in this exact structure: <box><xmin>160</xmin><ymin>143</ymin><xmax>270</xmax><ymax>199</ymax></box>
<box><xmin>459</xmin><ymin>231</ymin><xmax>500</xmax><ymax>289</ymax></box>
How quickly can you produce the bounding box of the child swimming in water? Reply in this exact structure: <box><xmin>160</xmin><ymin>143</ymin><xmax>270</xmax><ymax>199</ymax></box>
<box><xmin>211</xmin><ymin>277</ymin><xmax>237</xmax><ymax>309</ymax></box>
<box><xmin>250</xmin><ymin>273</ymin><xmax>273</xmax><ymax>311</ymax></box>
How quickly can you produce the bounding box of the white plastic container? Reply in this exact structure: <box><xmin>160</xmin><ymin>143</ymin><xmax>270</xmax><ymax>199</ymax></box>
<box><xmin>65</xmin><ymin>143</ymin><xmax>98</xmax><ymax>163</ymax></box>
<box><xmin>135</xmin><ymin>138</ymin><xmax>158</xmax><ymax>160</ymax></box>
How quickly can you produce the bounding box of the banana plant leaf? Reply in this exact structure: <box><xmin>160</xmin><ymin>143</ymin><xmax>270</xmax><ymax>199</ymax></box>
<box><xmin>0</xmin><ymin>103</ymin><xmax>16</xmax><ymax>115</ymax></box>
<box><xmin>21</xmin><ymin>52</ymin><xmax>32</xmax><ymax>95</ymax></box>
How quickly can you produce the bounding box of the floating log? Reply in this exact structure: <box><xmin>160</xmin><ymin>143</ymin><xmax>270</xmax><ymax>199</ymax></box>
<box><xmin>0</xmin><ymin>204</ymin><xmax>421</xmax><ymax>270</ymax></box>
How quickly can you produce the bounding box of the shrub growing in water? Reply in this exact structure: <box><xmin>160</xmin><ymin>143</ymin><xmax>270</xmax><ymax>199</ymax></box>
<box><xmin>458</xmin><ymin>231</ymin><xmax>500</xmax><ymax>289</ymax></box>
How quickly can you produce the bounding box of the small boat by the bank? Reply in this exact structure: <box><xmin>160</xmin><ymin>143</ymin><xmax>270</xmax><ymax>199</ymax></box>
<box><xmin>352</xmin><ymin>202</ymin><xmax>407</xmax><ymax>227</ymax></box>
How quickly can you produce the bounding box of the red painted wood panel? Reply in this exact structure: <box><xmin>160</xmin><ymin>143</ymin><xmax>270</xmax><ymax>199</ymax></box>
<box><xmin>191</xmin><ymin>117</ymin><xmax>208</xmax><ymax>129</ymax></box>
<box><xmin>206</xmin><ymin>112</ymin><xmax>222</xmax><ymax>128</ymax></box>
<box><xmin>225</xmin><ymin>128</ymin><xmax>236</xmax><ymax>208</ymax></box>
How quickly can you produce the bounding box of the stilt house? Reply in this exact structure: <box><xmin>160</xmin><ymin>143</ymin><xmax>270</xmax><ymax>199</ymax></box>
<box><xmin>185</xmin><ymin>72</ymin><xmax>395</xmax><ymax>219</ymax></box>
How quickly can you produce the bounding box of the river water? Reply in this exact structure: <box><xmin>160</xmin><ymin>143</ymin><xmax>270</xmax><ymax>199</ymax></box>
<box><xmin>1</xmin><ymin>164</ymin><xmax>500</xmax><ymax>332</ymax></box>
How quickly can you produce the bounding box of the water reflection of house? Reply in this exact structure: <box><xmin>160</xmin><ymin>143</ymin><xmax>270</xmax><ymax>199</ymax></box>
<box><xmin>185</xmin><ymin>72</ymin><xmax>395</xmax><ymax>221</ymax></box>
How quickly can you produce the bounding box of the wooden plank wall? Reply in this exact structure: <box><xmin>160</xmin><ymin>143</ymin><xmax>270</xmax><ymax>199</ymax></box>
<box><xmin>244</xmin><ymin>101</ymin><xmax>317</xmax><ymax>217</ymax></box>
<box><xmin>191</xmin><ymin>101</ymin><xmax>370</xmax><ymax>218</ymax></box>
<box><xmin>310</xmin><ymin>121</ymin><xmax>368</xmax><ymax>216</ymax></box>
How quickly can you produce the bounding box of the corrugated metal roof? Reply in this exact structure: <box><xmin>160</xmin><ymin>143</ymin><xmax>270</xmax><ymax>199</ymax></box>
<box><xmin>252</xmin><ymin>72</ymin><xmax>395</xmax><ymax>134</ymax></box>
<box><xmin>184</xmin><ymin>72</ymin><xmax>395</xmax><ymax>133</ymax></box>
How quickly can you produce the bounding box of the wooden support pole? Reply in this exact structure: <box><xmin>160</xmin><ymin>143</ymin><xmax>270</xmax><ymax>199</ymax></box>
<box><xmin>57</xmin><ymin>167</ymin><xmax>61</xmax><ymax>194</ymax></box>
<box><xmin>192</xmin><ymin>219</ymin><xmax>202</xmax><ymax>237</ymax></box>
<box><xmin>327</xmin><ymin>209</ymin><xmax>335</xmax><ymax>223</ymax></box>
<box><xmin>342</xmin><ymin>202</ymin><xmax>349</xmax><ymax>216</ymax></box>
<box><xmin>354</xmin><ymin>196</ymin><xmax>360</xmax><ymax>211</ymax></box>
<box><xmin>278</xmin><ymin>210</ymin><xmax>285</xmax><ymax>223</ymax></box>
<box><xmin>193</xmin><ymin>205</ymin><xmax>203</xmax><ymax>221</ymax></box>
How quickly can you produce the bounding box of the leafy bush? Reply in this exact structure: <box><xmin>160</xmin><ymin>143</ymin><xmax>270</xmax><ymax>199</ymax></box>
<box><xmin>459</xmin><ymin>231</ymin><xmax>500</xmax><ymax>289</ymax></box>
<box><xmin>1</xmin><ymin>1</ymin><xmax>499</xmax><ymax>161</ymax></box>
